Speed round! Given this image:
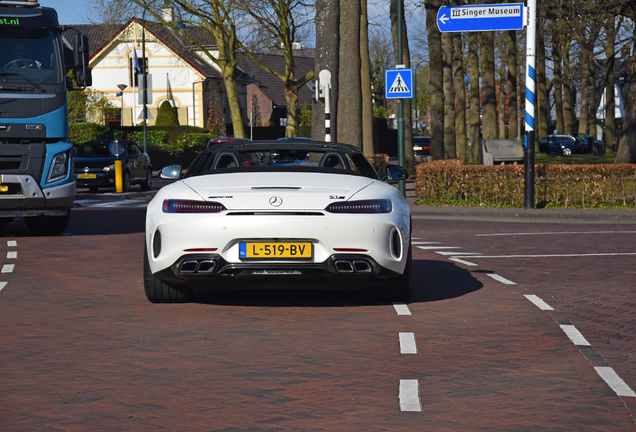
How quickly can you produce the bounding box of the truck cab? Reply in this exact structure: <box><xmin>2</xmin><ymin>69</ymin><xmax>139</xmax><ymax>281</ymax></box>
<box><xmin>0</xmin><ymin>0</ymin><xmax>91</xmax><ymax>235</ymax></box>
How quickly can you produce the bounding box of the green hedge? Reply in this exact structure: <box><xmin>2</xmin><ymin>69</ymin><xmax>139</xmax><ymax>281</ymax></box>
<box><xmin>69</xmin><ymin>123</ymin><xmax>111</xmax><ymax>144</ymax></box>
<box><xmin>416</xmin><ymin>160</ymin><xmax>636</xmax><ymax>209</ymax></box>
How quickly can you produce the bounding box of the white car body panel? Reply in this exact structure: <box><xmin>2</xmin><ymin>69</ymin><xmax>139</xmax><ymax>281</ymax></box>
<box><xmin>146</xmin><ymin>172</ymin><xmax>410</xmax><ymax>276</ymax></box>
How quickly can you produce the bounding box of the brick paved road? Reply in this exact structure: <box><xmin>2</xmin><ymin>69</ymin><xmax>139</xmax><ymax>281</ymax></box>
<box><xmin>0</xmin><ymin>209</ymin><xmax>634</xmax><ymax>430</ymax></box>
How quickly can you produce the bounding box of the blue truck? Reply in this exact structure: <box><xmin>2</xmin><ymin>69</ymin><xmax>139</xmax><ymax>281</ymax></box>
<box><xmin>0</xmin><ymin>0</ymin><xmax>91</xmax><ymax>235</ymax></box>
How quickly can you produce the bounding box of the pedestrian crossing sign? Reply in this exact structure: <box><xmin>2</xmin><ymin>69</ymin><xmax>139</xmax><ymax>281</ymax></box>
<box><xmin>385</xmin><ymin>68</ymin><xmax>413</xmax><ymax>99</ymax></box>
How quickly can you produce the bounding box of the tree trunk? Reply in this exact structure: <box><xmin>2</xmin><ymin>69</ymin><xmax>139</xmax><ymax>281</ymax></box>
<box><xmin>360</xmin><ymin>0</ymin><xmax>374</xmax><ymax>155</ymax></box>
<box><xmin>563</xmin><ymin>39</ymin><xmax>573</xmax><ymax>134</ymax></box>
<box><xmin>390</xmin><ymin>0</ymin><xmax>414</xmax><ymax>171</ymax></box>
<box><xmin>537</xmin><ymin>29</ymin><xmax>548</xmax><ymax>147</ymax></box>
<box><xmin>426</xmin><ymin>0</ymin><xmax>444</xmax><ymax>160</ymax></box>
<box><xmin>480</xmin><ymin>31</ymin><xmax>496</xmax><ymax>140</ymax></box>
<box><xmin>222</xmin><ymin>63</ymin><xmax>245</xmax><ymax>138</ymax></box>
<box><xmin>587</xmin><ymin>46</ymin><xmax>597</xmax><ymax>142</ymax></box>
<box><xmin>337</xmin><ymin>0</ymin><xmax>362</xmax><ymax>148</ymax></box>
<box><xmin>442</xmin><ymin>32</ymin><xmax>456</xmax><ymax>158</ymax></box>
<box><xmin>453</xmin><ymin>32</ymin><xmax>467</xmax><ymax>160</ymax></box>
<box><xmin>615</xmin><ymin>46</ymin><xmax>636</xmax><ymax>163</ymax></box>
<box><xmin>579</xmin><ymin>49</ymin><xmax>590</xmax><ymax>135</ymax></box>
<box><xmin>498</xmin><ymin>83</ymin><xmax>506</xmax><ymax>138</ymax></box>
<box><xmin>468</xmin><ymin>32</ymin><xmax>480</xmax><ymax>162</ymax></box>
<box><xmin>604</xmin><ymin>15</ymin><xmax>616</xmax><ymax>155</ymax></box>
<box><xmin>312</xmin><ymin>0</ymin><xmax>340</xmax><ymax>141</ymax></box>
<box><xmin>553</xmin><ymin>38</ymin><xmax>564</xmax><ymax>135</ymax></box>
<box><xmin>506</xmin><ymin>30</ymin><xmax>518</xmax><ymax>139</ymax></box>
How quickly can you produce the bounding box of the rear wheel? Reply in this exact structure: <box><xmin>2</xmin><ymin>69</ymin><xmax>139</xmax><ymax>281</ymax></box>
<box><xmin>140</xmin><ymin>169</ymin><xmax>152</xmax><ymax>190</ymax></box>
<box><xmin>143</xmin><ymin>245</ymin><xmax>192</xmax><ymax>303</ymax></box>
<box><xmin>562</xmin><ymin>147</ymin><xmax>572</xmax><ymax>156</ymax></box>
<box><xmin>384</xmin><ymin>245</ymin><xmax>412</xmax><ymax>302</ymax></box>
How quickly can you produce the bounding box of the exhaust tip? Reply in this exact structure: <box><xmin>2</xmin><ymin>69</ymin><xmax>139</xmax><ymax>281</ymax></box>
<box><xmin>197</xmin><ymin>260</ymin><xmax>217</xmax><ymax>273</ymax></box>
<box><xmin>353</xmin><ymin>260</ymin><xmax>372</xmax><ymax>273</ymax></box>
<box><xmin>179</xmin><ymin>260</ymin><xmax>199</xmax><ymax>273</ymax></box>
<box><xmin>335</xmin><ymin>260</ymin><xmax>354</xmax><ymax>273</ymax></box>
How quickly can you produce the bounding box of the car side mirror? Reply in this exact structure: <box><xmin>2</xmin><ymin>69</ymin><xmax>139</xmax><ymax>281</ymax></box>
<box><xmin>160</xmin><ymin>165</ymin><xmax>182</xmax><ymax>180</ymax></box>
<box><xmin>384</xmin><ymin>164</ymin><xmax>408</xmax><ymax>181</ymax></box>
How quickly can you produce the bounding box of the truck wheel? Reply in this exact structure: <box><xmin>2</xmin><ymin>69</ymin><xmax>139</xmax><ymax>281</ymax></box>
<box><xmin>143</xmin><ymin>245</ymin><xmax>192</xmax><ymax>303</ymax></box>
<box><xmin>123</xmin><ymin>171</ymin><xmax>131</xmax><ymax>192</ymax></box>
<box><xmin>141</xmin><ymin>169</ymin><xmax>152</xmax><ymax>190</ymax></box>
<box><xmin>25</xmin><ymin>212</ymin><xmax>70</xmax><ymax>236</ymax></box>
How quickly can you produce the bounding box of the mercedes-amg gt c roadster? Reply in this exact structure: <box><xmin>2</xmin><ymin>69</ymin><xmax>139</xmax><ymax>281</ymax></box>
<box><xmin>144</xmin><ymin>140</ymin><xmax>411</xmax><ymax>303</ymax></box>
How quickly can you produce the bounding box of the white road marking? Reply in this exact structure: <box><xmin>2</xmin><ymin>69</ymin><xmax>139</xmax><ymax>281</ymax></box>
<box><xmin>524</xmin><ymin>295</ymin><xmax>554</xmax><ymax>311</ymax></box>
<box><xmin>435</xmin><ymin>251</ymin><xmax>481</xmax><ymax>256</ymax></box>
<box><xmin>412</xmin><ymin>241</ymin><xmax>442</xmax><ymax>245</ymax></box>
<box><xmin>560</xmin><ymin>325</ymin><xmax>591</xmax><ymax>346</ymax></box>
<box><xmin>449</xmin><ymin>257</ymin><xmax>478</xmax><ymax>266</ymax></box>
<box><xmin>399</xmin><ymin>379</ymin><xmax>422</xmax><ymax>411</ymax></box>
<box><xmin>476</xmin><ymin>231</ymin><xmax>636</xmax><ymax>237</ymax></box>
<box><xmin>7</xmin><ymin>240</ymin><xmax>17</xmax><ymax>247</ymax></box>
<box><xmin>2</xmin><ymin>264</ymin><xmax>14</xmax><ymax>273</ymax></box>
<box><xmin>416</xmin><ymin>246</ymin><xmax>462</xmax><ymax>250</ymax></box>
<box><xmin>7</xmin><ymin>251</ymin><xmax>17</xmax><ymax>259</ymax></box>
<box><xmin>399</xmin><ymin>332</ymin><xmax>418</xmax><ymax>354</ymax></box>
<box><xmin>594</xmin><ymin>367</ymin><xmax>636</xmax><ymax>397</ymax></box>
<box><xmin>393</xmin><ymin>302</ymin><xmax>411</xmax><ymax>316</ymax></box>
<box><xmin>486</xmin><ymin>273</ymin><xmax>516</xmax><ymax>285</ymax></box>
<box><xmin>0</xmin><ymin>281</ymin><xmax>6</xmax><ymax>291</ymax></box>
<box><xmin>453</xmin><ymin>253</ymin><xmax>636</xmax><ymax>259</ymax></box>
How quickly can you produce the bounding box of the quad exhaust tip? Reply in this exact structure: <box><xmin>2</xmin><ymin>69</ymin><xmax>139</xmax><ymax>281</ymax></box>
<box><xmin>335</xmin><ymin>259</ymin><xmax>372</xmax><ymax>273</ymax></box>
<box><xmin>179</xmin><ymin>259</ymin><xmax>217</xmax><ymax>274</ymax></box>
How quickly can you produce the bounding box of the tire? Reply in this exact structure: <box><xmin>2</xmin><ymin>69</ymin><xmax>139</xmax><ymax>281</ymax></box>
<box><xmin>141</xmin><ymin>169</ymin><xmax>152</xmax><ymax>190</ymax></box>
<box><xmin>143</xmin><ymin>245</ymin><xmax>192</xmax><ymax>303</ymax></box>
<box><xmin>123</xmin><ymin>170</ymin><xmax>131</xmax><ymax>192</ymax></box>
<box><xmin>25</xmin><ymin>211</ymin><xmax>70</xmax><ymax>236</ymax></box>
<box><xmin>562</xmin><ymin>147</ymin><xmax>572</xmax><ymax>156</ymax></box>
<box><xmin>384</xmin><ymin>243</ymin><xmax>412</xmax><ymax>303</ymax></box>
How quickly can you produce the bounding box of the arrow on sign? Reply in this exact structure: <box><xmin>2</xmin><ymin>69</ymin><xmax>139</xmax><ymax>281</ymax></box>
<box><xmin>439</xmin><ymin>14</ymin><xmax>449</xmax><ymax>25</ymax></box>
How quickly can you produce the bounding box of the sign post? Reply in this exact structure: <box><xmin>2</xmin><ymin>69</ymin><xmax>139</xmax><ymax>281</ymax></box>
<box><xmin>385</xmin><ymin>67</ymin><xmax>413</xmax><ymax>196</ymax></box>
<box><xmin>524</xmin><ymin>0</ymin><xmax>536</xmax><ymax>209</ymax></box>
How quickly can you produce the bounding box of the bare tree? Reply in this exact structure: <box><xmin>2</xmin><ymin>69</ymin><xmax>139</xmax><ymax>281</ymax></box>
<box><xmin>507</xmin><ymin>30</ymin><xmax>518</xmax><ymax>139</ymax></box>
<box><xmin>338</xmin><ymin>0</ymin><xmax>362</xmax><ymax>148</ymax></box>
<box><xmin>480</xmin><ymin>31</ymin><xmax>496</xmax><ymax>140</ymax></box>
<box><xmin>312</xmin><ymin>0</ymin><xmax>339</xmax><ymax>141</ymax></box>
<box><xmin>361</xmin><ymin>0</ymin><xmax>374</xmax><ymax>155</ymax></box>
<box><xmin>468</xmin><ymin>32</ymin><xmax>480</xmax><ymax>162</ymax></box>
<box><xmin>453</xmin><ymin>32</ymin><xmax>467</xmax><ymax>159</ymax></box>
<box><xmin>442</xmin><ymin>33</ymin><xmax>456</xmax><ymax>157</ymax></box>
<box><xmin>425</xmin><ymin>0</ymin><xmax>444</xmax><ymax>160</ymax></box>
<box><xmin>238</xmin><ymin>0</ymin><xmax>315</xmax><ymax>137</ymax></box>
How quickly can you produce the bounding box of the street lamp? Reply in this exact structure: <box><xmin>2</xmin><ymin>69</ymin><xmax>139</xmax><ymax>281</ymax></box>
<box><xmin>117</xmin><ymin>84</ymin><xmax>127</xmax><ymax>126</ymax></box>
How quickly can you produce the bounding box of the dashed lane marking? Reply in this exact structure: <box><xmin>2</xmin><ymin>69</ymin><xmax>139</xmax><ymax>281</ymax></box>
<box><xmin>453</xmin><ymin>252</ymin><xmax>636</xmax><ymax>259</ymax></box>
<box><xmin>435</xmin><ymin>251</ymin><xmax>481</xmax><ymax>256</ymax></box>
<box><xmin>595</xmin><ymin>367</ymin><xmax>636</xmax><ymax>398</ymax></box>
<box><xmin>524</xmin><ymin>295</ymin><xmax>554</xmax><ymax>310</ymax></box>
<box><xmin>0</xmin><ymin>281</ymin><xmax>6</xmax><ymax>291</ymax></box>
<box><xmin>416</xmin><ymin>246</ymin><xmax>462</xmax><ymax>250</ymax></box>
<box><xmin>486</xmin><ymin>273</ymin><xmax>516</xmax><ymax>285</ymax></box>
<box><xmin>7</xmin><ymin>241</ymin><xmax>17</xmax><ymax>247</ymax></box>
<box><xmin>449</xmin><ymin>257</ymin><xmax>478</xmax><ymax>266</ymax></box>
<box><xmin>399</xmin><ymin>379</ymin><xmax>422</xmax><ymax>412</ymax></box>
<box><xmin>399</xmin><ymin>333</ymin><xmax>417</xmax><ymax>354</ymax></box>
<box><xmin>560</xmin><ymin>325</ymin><xmax>591</xmax><ymax>346</ymax></box>
<box><xmin>2</xmin><ymin>264</ymin><xmax>14</xmax><ymax>273</ymax></box>
<box><xmin>7</xmin><ymin>251</ymin><xmax>17</xmax><ymax>259</ymax></box>
<box><xmin>476</xmin><ymin>231</ymin><xmax>636</xmax><ymax>237</ymax></box>
<box><xmin>412</xmin><ymin>241</ymin><xmax>442</xmax><ymax>245</ymax></box>
<box><xmin>393</xmin><ymin>302</ymin><xmax>411</xmax><ymax>316</ymax></box>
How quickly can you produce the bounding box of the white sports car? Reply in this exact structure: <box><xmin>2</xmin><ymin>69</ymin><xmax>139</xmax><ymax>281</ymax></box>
<box><xmin>144</xmin><ymin>140</ymin><xmax>411</xmax><ymax>303</ymax></box>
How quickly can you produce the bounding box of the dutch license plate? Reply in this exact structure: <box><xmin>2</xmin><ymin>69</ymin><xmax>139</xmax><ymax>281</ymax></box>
<box><xmin>78</xmin><ymin>174</ymin><xmax>97</xmax><ymax>179</ymax></box>
<box><xmin>239</xmin><ymin>242</ymin><xmax>312</xmax><ymax>259</ymax></box>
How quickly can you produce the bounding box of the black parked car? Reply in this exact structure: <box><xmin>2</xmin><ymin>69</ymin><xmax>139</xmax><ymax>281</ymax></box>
<box><xmin>572</xmin><ymin>133</ymin><xmax>604</xmax><ymax>154</ymax></box>
<box><xmin>538</xmin><ymin>135</ymin><xmax>585</xmax><ymax>156</ymax></box>
<box><xmin>413</xmin><ymin>136</ymin><xmax>431</xmax><ymax>157</ymax></box>
<box><xmin>74</xmin><ymin>139</ymin><xmax>152</xmax><ymax>191</ymax></box>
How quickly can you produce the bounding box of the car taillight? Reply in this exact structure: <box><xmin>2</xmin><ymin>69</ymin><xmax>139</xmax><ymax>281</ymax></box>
<box><xmin>162</xmin><ymin>200</ymin><xmax>226</xmax><ymax>213</ymax></box>
<box><xmin>325</xmin><ymin>200</ymin><xmax>392</xmax><ymax>213</ymax></box>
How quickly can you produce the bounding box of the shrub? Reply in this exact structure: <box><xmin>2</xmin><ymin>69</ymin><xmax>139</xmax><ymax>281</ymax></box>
<box><xmin>69</xmin><ymin>122</ymin><xmax>111</xmax><ymax>144</ymax></box>
<box><xmin>415</xmin><ymin>161</ymin><xmax>636</xmax><ymax>209</ymax></box>
<box><xmin>147</xmin><ymin>132</ymin><xmax>217</xmax><ymax>169</ymax></box>
<box><xmin>155</xmin><ymin>101</ymin><xmax>180</xmax><ymax>126</ymax></box>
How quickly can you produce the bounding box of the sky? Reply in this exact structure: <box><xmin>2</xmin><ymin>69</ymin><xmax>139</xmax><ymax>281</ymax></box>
<box><xmin>39</xmin><ymin>0</ymin><xmax>89</xmax><ymax>25</ymax></box>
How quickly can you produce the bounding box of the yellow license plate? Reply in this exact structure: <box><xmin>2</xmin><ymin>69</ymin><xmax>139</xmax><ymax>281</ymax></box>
<box><xmin>239</xmin><ymin>242</ymin><xmax>312</xmax><ymax>259</ymax></box>
<box><xmin>78</xmin><ymin>174</ymin><xmax>97</xmax><ymax>179</ymax></box>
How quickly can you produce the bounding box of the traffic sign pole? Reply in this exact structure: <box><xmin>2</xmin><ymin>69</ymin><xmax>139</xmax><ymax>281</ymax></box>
<box><xmin>524</xmin><ymin>0</ymin><xmax>536</xmax><ymax>209</ymax></box>
<box><xmin>397</xmin><ymin>0</ymin><xmax>405</xmax><ymax>196</ymax></box>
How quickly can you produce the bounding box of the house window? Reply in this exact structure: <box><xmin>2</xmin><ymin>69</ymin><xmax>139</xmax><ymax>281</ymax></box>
<box><xmin>279</xmin><ymin>118</ymin><xmax>287</xmax><ymax>126</ymax></box>
<box><xmin>129</xmin><ymin>56</ymin><xmax>148</xmax><ymax>88</ymax></box>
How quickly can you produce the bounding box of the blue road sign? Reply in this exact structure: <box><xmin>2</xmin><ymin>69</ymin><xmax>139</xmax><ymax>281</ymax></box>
<box><xmin>385</xmin><ymin>68</ymin><xmax>413</xmax><ymax>100</ymax></box>
<box><xmin>437</xmin><ymin>3</ymin><xmax>525</xmax><ymax>32</ymax></box>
